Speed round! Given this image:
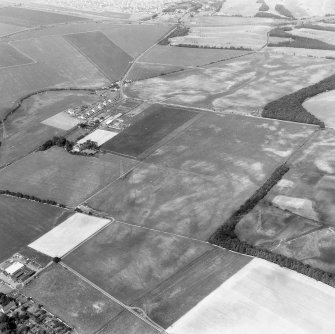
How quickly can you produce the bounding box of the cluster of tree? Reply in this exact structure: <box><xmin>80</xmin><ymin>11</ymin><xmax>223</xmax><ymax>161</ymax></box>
<box><xmin>259</xmin><ymin>2</ymin><xmax>269</xmax><ymax>12</ymax></box>
<box><xmin>269</xmin><ymin>27</ymin><xmax>335</xmax><ymax>50</ymax></box>
<box><xmin>255</xmin><ymin>12</ymin><xmax>282</xmax><ymax>19</ymax></box>
<box><xmin>262</xmin><ymin>74</ymin><xmax>335</xmax><ymax>127</ymax></box>
<box><xmin>77</xmin><ymin>140</ymin><xmax>99</xmax><ymax>151</ymax></box>
<box><xmin>159</xmin><ymin>26</ymin><xmax>190</xmax><ymax>45</ymax></box>
<box><xmin>174</xmin><ymin>44</ymin><xmax>253</xmax><ymax>51</ymax></box>
<box><xmin>0</xmin><ymin>190</ymin><xmax>66</xmax><ymax>208</ymax></box>
<box><xmin>209</xmin><ymin>164</ymin><xmax>335</xmax><ymax>287</ymax></box>
<box><xmin>0</xmin><ymin>293</ymin><xmax>15</xmax><ymax>308</ymax></box>
<box><xmin>39</xmin><ymin>136</ymin><xmax>74</xmax><ymax>152</ymax></box>
<box><xmin>275</xmin><ymin>4</ymin><xmax>294</xmax><ymax>18</ymax></box>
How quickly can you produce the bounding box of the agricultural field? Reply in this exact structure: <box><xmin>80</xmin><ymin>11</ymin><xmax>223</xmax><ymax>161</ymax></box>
<box><xmin>0</xmin><ymin>90</ymin><xmax>100</xmax><ymax>167</ymax></box>
<box><xmin>0</xmin><ymin>195</ymin><xmax>72</xmax><ymax>263</ymax></box>
<box><xmin>169</xmin><ymin>25</ymin><xmax>270</xmax><ymax>50</ymax></box>
<box><xmin>303</xmin><ymin>90</ymin><xmax>335</xmax><ymax>127</ymax></box>
<box><xmin>132</xmin><ymin>248</ymin><xmax>251</xmax><ymax>328</ymax></box>
<box><xmin>64</xmin><ymin>31</ymin><xmax>133</xmax><ymax>81</ymax></box>
<box><xmin>218</xmin><ymin>0</ymin><xmax>261</xmax><ymax>17</ymax></box>
<box><xmin>0</xmin><ymin>6</ymin><xmax>87</xmax><ymax>27</ymax></box>
<box><xmin>237</xmin><ymin>129</ymin><xmax>335</xmax><ymax>273</ymax></box>
<box><xmin>0</xmin><ymin>147</ymin><xmax>137</xmax><ymax>207</ymax></box>
<box><xmin>102</xmin><ymin>104</ymin><xmax>197</xmax><ymax>158</ymax></box>
<box><xmin>0</xmin><ymin>43</ymin><xmax>33</xmax><ymax>68</ymax></box>
<box><xmin>77</xmin><ymin>129</ymin><xmax>118</xmax><ymax>147</ymax></box>
<box><xmin>126</xmin><ymin>62</ymin><xmax>185</xmax><ymax>81</ymax></box>
<box><xmin>29</xmin><ymin>213</ymin><xmax>110</xmax><ymax>258</ymax></box>
<box><xmin>139</xmin><ymin>45</ymin><xmax>252</xmax><ymax>67</ymax></box>
<box><xmin>290</xmin><ymin>28</ymin><xmax>335</xmax><ymax>46</ymax></box>
<box><xmin>41</xmin><ymin>111</ymin><xmax>81</xmax><ymax>130</ymax></box>
<box><xmin>23</xmin><ymin>264</ymin><xmax>124</xmax><ymax>334</ymax></box>
<box><xmin>0</xmin><ymin>22</ymin><xmax>26</xmax><ymax>37</ymax></box>
<box><xmin>0</xmin><ymin>35</ymin><xmax>109</xmax><ymax>119</ymax></box>
<box><xmin>63</xmin><ymin>221</ymin><xmax>214</xmax><ymax>304</ymax></box>
<box><xmin>126</xmin><ymin>51</ymin><xmax>335</xmax><ymax>115</ymax></box>
<box><xmin>88</xmin><ymin>113</ymin><xmax>315</xmax><ymax>240</ymax></box>
<box><xmin>167</xmin><ymin>258</ymin><xmax>335</xmax><ymax>334</ymax></box>
<box><xmin>267</xmin><ymin>46</ymin><xmax>335</xmax><ymax>58</ymax></box>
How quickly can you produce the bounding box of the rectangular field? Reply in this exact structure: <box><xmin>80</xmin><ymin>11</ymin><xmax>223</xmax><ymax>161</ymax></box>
<box><xmin>23</xmin><ymin>264</ymin><xmax>123</xmax><ymax>334</ymax></box>
<box><xmin>41</xmin><ymin>111</ymin><xmax>81</xmax><ymax>130</ymax></box>
<box><xmin>0</xmin><ymin>43</ymin><xmax>33</xmax><ymax>68</ymax></box>
<box><xmin>167</xmin><ymin>258</ymin><xmax>335</xmax><ymax>334</ymax></box>
<box><xmin>0</xmin><ymin>195</ymin><xmax>72</xmax><ymax>263</ymax></box>
<box><xmin>101</xmin><ymin>104</ymin><xmax>196</xmax><ymax>158</ymax></box>
<box><xmin>77</xmin><ymin>129</ymin><xmax>118</xmax><ymax>147</ymax></box>
<box><xmin>63</xmin><ymin>221</ymin><xmax>214</xmax><ymax>304</ymax></box>
<box><xmin>0</xmin><ymin>147</ymin><xmax>137</xmax><ymax>207</ymax></box>
<box><xmin>0</xmin><ymin>6</ymin><xmax>87</xmax><ymax>27</ymax></box>
<box><xmin>64</xmin><ymin>31</ymin><xmax>133</xmax><ymax>81</ymax></box>
<box><xmin>29</xmin><ymin>213</ymin><xmax>110</xmax><ymax>258</ymax></box>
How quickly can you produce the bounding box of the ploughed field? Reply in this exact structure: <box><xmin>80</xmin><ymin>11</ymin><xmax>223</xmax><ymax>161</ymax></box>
<box><xmin>0</xmin><ymin>195</ymin><xmax>72</xmax><ymax>263</ymax></box>
<box><xmin>88</xmin><ymin>111</ymin><xmax>315</xmax><ymax>240</ymax></box>
<box><xmin>237</xmin><ymin>129</ymin><xmax>335</xmax><ymax>273</ymax></box>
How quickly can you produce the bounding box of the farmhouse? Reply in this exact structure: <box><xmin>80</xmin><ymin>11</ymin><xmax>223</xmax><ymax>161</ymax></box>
<box><xmin>4</xmin><ymin>261</ymin><xmax>24</xmax><ymax>276</ymax></box>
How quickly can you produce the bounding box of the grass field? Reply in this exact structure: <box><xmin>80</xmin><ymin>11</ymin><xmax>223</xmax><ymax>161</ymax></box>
<box><xmin>0</xmin><ymin>195</ymin><xmax>72</xmax><ymax>263</ymax></box>
<box><xmin>303</xmin><ymin>91</ymin><xmax>335</xmax><ymax>127</ymax></box>
<box><xmin>63</xmin><ymin>221</ymin><xmax>214</xmax><ymax>304</ymax></box>
<box><xmin>89</xmin><ymin>113</ymin><xmax>314</xmax><ymax>240</ymax></box>
<box><xmin>23</xmin><ymin>264</ymin><xmax>124</xmax><ymax>334</ymax></box>
<box><xmin>127</xmin><ymin>51</ymin><xmax>335</xmax><ymax>115</ymax></box>
<box><xmin>101</xmin><ymin>104</ymin><xmax>196</xmax><ymax>158</ymax></box>
<box><xmin>0</xmin><ymin>35</ymin><xmax>109</xmax><ymax>119</ymax></box>
<box><xmin>167</xmin><ymin>258</ymin><xmax>335</xmax><ymax>334</ymax></box>
<box><xmin>29</xmin><ymin>213</ymin><xmax>110</xmax><ymax>258</ymax></box>
<box><xmin>97</xmin><ymin>310</ymin><xmax>160</xmax><ymax>334</ymax></box>
<box><xmin>0</xmin><ymin>6</ymin><xmax>87</xmax><ymax>27</ymax></box>
<box><xmin>170</xmin><ymin>25</ymin><xmax>270</xmax><ymax>50</ymax></box>
<box><xmin>132</xmin><ymin>248</ymin><xmax>251</xmax><ymax>329</ymax></box>
<box><xmin>126</xmin><ymin>62</ymin><xmax>185</xmax><ymax>81</ymax></box>
<box><xmin>139</xmin><ymin>45</ymin><xmax>252</xmax><ymax>67</ymax></box>
<box><xmin>64</xmin><ymin>31</ymin><xmax>133</xmax><ymax>81</ymax></box>
<box><xmin>0</xmin><ymin>91</ymin><xmax>100</xmax><ymax>167</ymax></box>
<box><xmin>291</xmin><ymin>28</ymin><xmax>335</xmax><ymax>45</ymax></box>
<box><xmin>268</xmin><ymin>46</ymin><xmax>335</xmax><ymax>58</ymax></box>
<box><xmin>0</xmin><ymin>43</ymin><xmax>33</xmax><ymax>68</ymax></box>
<box><xmin>0</xmin><ymin>147</ymin><xmax>137</xmax><ymax>207</ymax></box>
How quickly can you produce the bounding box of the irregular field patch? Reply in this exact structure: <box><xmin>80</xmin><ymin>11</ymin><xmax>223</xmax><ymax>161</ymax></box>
<box><xmin>102</xmin><ymin>104</ymin><xmax>197</xmax><ymax>158</ymax></box>
<box><xmin>0</xmin><ymin>91</ymin><xmax>100</xmax><ymax>167</ymax></box>
<box><xmin>126</xmin><ymin>51</ymin><xmax>335</xmax><ymax>115</ymax></box>
<box><xmin>139</xmin><ymin>45</ymin><xmax>251</xmax><ymax>67</ymax></box>
<box><xmin>89</xmin><ymin>113</ymin><xmax>315</xmax><ymax>240</ymax></box>
<box><xmin>167</xmin><ymin>258</ymin><xmax>335</xmax><ymax>334</ymax></box>
<box><xmin>64</xmin><ymin>31</ymin><xmax>133</xmax><ymax>81</ymax></box>
<box><xmin>0</xmin><ymin>147</ymin><xmax>137</xmax><ymax>207</ymax></box>
<box><xmin>29</xmin><ymin>213</ymin><xmax>110</xmax><ymax>258</ymax></box>
<box><xmin>0</xmin><ymin>22</ymin><xmax>25</xmax><ymax>37</ymax></box>
<box><xmin>41</xmin><ymin>111</ymin><xmax>81</xmax><ymax>130</ymax></box>
<box><xmin>0</xmin><ymin>195</ymin><xmax>72</xmax><ymax>263</ymax></box>
<box><xmin>0</xmin><ymin>43</ymin><xmax>33</xmax><ymax>68</ymax></box>
<box><xmin>63</xmin><ymin>222</ymin><xmax>214</xmax><ymax>304</ymax></box>
<box><xmin>23</xmin><ymin>264</ymin><xmax>124</xmax><ymax>334</ymax></box>
<box><xmin>0</xmin><ymin>6</ymin><xmax>87</xmax><ymax>27</ymax></box>
<box><xmin>0</xmin><ymin>35</ymin><xmax>109</xmax><ymax>119</ymax></box>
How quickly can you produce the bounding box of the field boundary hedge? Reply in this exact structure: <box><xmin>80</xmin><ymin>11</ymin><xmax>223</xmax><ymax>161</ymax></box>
<box><xmin>262</xmin><ymin>74</ymin><xmax>335</xmax><ymax>127</ymax></box>
<box><xmin>159</xmin><ymin>25</ymin><xmax>189</xmax><ymax>45</ymax></box>
<box><xmin>0</xmin><ymin>190</ymin><xmax>66</xmax><ymax>208</ymax></box>
<box><xmin>209</xmin><ymin>163</ymin><xmax>335</xmax><ymax>287</ymax></box>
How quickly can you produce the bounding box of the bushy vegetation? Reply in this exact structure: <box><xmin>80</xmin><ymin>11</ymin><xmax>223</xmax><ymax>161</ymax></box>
<box><xmin>39</xmin><ymin>136</ymin><xmax>73</xmax><ymax>152</ymax></box>
<box><xmin>174</xmin><ymin>44</ymin><xmax>253</xmax><ymax>51</ymax></box>
<box><xmin>209</xmin><ymin>163</ymin><xmax>335</xmax><ymax>288</ymax></box>
<box><xmin>159</xmin><ymin>26</ymin><xmax>189</xmax><ymax>45</ymax></box>
<box><xmin>275</xmin><ymin>4</ymin><xmax>294</xmax><ymax>18</ymax></box>
<box><xmin>259</xmin><ymin>2</ymin><xmax>269</xmax><ymax>11</ymax></box>
<box><xmin>0</xmin><ymin>190</ymin><xmax>66</xmax><ymax>208</ymax></box>
<box><xmin>269</xmin><ymin>27</ymin><xmax>335</xmax><ymax>50</ymax></box>
<box><xmin>297</xmin><ymin>23</ymin><xmax>335</xmax><ymax>32</ymax></box>
<box><xmin>254</xmin><ymin>12</ymin><xmax>282</xmax><ymax>19</ymax></box>
<box><xmin>77</xmin><ymin>139</ymin><xmax>99</xmax><ymax>151</ymax></box>
<box><xmin>262</xmin><ymin>74</ymin><xmax>335</xmax><ymax>127</ymax></box>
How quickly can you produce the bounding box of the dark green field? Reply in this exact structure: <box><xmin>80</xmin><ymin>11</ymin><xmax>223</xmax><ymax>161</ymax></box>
<box><xmin>101</xmin><ymin>104</ymin><xmax>196</xmax><ymax>158</ymax></box>
<box><xmin>65</xmin><ymin>31</ymin><xmax>133</xmax><ymax>81</ymax></box>
<box><xmin>0</xmin><ymin>195</ymin><xmax>72</xmax><ymax>262</ymax></box>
